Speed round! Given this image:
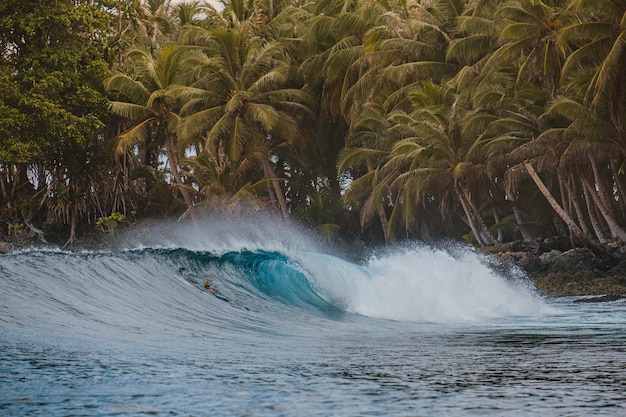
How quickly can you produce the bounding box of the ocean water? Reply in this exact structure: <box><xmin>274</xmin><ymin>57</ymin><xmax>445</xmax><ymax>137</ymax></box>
<box><xmin>1</xmin><ymin>220</ymin><xmax>625</xmax><ymax>416</ymax></box>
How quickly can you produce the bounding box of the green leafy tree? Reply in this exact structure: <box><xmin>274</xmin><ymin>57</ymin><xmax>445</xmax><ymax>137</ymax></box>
<box><xmin>0</xmin><ymin>0</ymin><xmax>111</xmax><ymax>245</ymax></box>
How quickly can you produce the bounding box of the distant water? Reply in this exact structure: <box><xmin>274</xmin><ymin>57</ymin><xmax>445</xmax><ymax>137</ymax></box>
<box><xmin>1</xmin><ymin>220</ymin><xmax>625</xmax><ymax>416</ymax></box>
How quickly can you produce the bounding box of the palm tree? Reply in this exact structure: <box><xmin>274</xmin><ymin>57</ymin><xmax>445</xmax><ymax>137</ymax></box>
<box><xmin>343</xmin><ymin>79</ymin><xmax>498</xmax><ymax>245</ymax></box>
<box><xmin>338</xmin><ymin>104</ymin><xmax>396</xmax><ymax>241</ymax></box>
<box><xmin>446</xmin><ymin>0</ymin><xmax>498</xmax><ymax>67</ymax></box>
<box><xmin>104</xmin><ymin>45</ymin><xmax>195</xmax><ymax>211</ymax></box>
<box><xmin>481</xmin><ymin>0</ymin><xmax>572</xmax><ymax>96</ymax></box>
<box><xmin>561</xmin><ymin>0</ymin><xmax>626</xmax><ymax>128</ymax></box>
<box><xmin>544</xmin><ymin>95</ymin><xmax>626</xmax><ymax>242</ymax></box>
<box><xmin>338</xmin><ymin>0</ymin><xmax>461</xmax><ymax>124</ymax></box>
<box><xmin>186</xmin><ymin>138</ymin><xmax>272</xmax><ymax>215</ymax></box>
<box><xmin>135</xmin><ymin>0</ymin><xmax>176</xmax><ymax>50</ymax></box>
<box><xmin>173</xmin><ymin>1</ymin><xmax>206</xmax><ymax>27</ymax></box>
<box><xmin>176</xmin><ymin>21</ymin><xmax>312</xmax><ymax>218</ymax></box>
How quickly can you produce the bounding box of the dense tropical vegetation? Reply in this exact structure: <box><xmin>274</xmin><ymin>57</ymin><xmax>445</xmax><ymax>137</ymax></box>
<box><xmin>1</xmin><ymin>0</ymin><xmax>626</xmax><ymax>252</ymax></box>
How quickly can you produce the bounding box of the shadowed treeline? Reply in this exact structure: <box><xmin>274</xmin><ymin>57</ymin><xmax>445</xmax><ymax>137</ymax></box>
<box><xmin>1</xmin><ymin>0</ymin><xmax>626</xmax><ymax>252</ymax></box>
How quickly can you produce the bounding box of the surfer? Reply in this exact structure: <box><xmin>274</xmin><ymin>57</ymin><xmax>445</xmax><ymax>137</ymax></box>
<box><xmin>203</xmin><ymin>278</ymin><xmax>232</xmax><ymax>303</ymax></box>
<box><xmin>204</xmin><ymin>279</ymin><xmax>216</xmax><ymax>294</ymax></box>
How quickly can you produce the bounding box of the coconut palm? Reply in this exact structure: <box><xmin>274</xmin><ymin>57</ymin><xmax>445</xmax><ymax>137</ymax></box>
<box><xmin>543</xmin><ymin>95</ymin><xmax>626</xmax><ymax>242</ymax></box>
<box><xmin>176</xmin><ymin>21</ymin><xmax>313</xmax><ymax>218</ymax></box>
<box><xmin>186</xmin><ymin>138</ymin><xmax>272</xmax><ymax>215</ymax></box>
<box><xmin>560</xmin><ymin>0</ymin><xmax>626</xmax><ymax>143</ymax></box>
<box><xmin>338</xmin><ymin>104</ymin><xmax>396</xmax><ymax>241</ymax></box>
<box><xmin>339</xmin><ymin>0</ymin><xmax>462</xmax><ymax>124</ymax></box>
<box><xmin>344</xmin><ymin>79</ymin><xmax>498</xmax><ymax>245</ymax></box>
<box><xmin>104</xmin><ymin>45</ymin><xmax>195</xmax><ymax>210</ymax></box>
<box><xmin>480</xmin><ymin>0</ymin><xmax>572</xmax><ymax>96</ymax></box>
<box><xmin>446</xmin><ymin>0</ymin><xmax>499</xmax><ymax>67</ymax></box>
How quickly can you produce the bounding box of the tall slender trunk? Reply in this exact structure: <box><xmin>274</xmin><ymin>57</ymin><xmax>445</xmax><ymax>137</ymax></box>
<box><xmin>507</xmin><ymin>193</ymin><xmax>535</xmax><ymax>241</ymax></box>
<box><xmin>525</xmin><ymin>160</ymin><xmax>614</xmax><ymax>259</ymax></box>
<box><xmin>582</xmin><ymin>175</ymin><xmax>626</xmax><ymax>242</ymax></box>
<box><xmin>460</xmin><ymin>185</ymin><xmax>495</xmax><ymax>245</ymax></box>
<box><xmin>492</xmin><ymin>207</ymin><xmax>503</xmax><ymax>243</ymax></box>
<box><xmin>609</xmin><ymin>158</ymin><xmax>626</xmax><ymax>221</ymax></box>
<box><xmin>262</xmin><ymin>158</ymin><xmax>289</xmax><ymax>219</ymax></box>
<box><xmin>456</xmin><ymin>185</ymin><xmax>487</xmax><ymax>247</ymax></box>
<box><xmin>589</xmin><ymin>156</ymin><xmax>616</xmax><ymax>218</ymax></box>
<box><xmin>557</xmin><ymin>169</ymin><xmax>571</xmax><ymax>216</ymax></box>
<box><xmin>63</xmin><ymin>206</ymin><xmax>78</xmax><ymax>248</ymax></box>
<box><xmin>366</xmin><ymin>160</ymin><xmax>392</xmax><ymax>243</ymax></box>
<box><xmin>165</xmin><ymin>134</ymin><xmax>193</xmax><ymax>210</ymax></box>
<box><xmin>582</xmin><ymin>179</ymin><xmax>608</xmax><ymax>243</ymax></box>
<box><xmin>569</xmin><ymin>177</ymin><xmax>590</xmax><ymax>236</ymax></box>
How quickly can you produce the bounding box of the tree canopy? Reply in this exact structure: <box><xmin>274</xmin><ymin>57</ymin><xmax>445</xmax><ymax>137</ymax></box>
<box><xmin>2</xmin><ymin>0</ymin><xmax>626</xmax><ymax>252</ymax></box>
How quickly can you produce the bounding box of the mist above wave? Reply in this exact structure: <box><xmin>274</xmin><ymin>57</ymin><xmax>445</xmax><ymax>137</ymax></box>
<box><xmin>119</xmin><ymin>213</ymin><xmax>325</xmax><ymax>256</ymax></box>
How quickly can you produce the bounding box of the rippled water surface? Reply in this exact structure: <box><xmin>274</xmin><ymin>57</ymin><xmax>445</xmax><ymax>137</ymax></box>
<box><xmin>1</xmin><ymin>222</ymin><xmax>625</xmax><ymax>416</ymax></box>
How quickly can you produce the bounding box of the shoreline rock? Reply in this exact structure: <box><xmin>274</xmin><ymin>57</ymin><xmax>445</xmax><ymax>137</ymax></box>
<box><xmin>487</xmin><ymin>242</ymin><xmax>626</xmax><ymax>297</ymax></box>
<box><xmin>0</xmin><ymin>241</ymin><xmax>11</xmax><ymax>254</ymax></box>
<box><xmin>573</xmin><ymin>294</ymin><xmax>626</xmax><ymax>303</ymax></box>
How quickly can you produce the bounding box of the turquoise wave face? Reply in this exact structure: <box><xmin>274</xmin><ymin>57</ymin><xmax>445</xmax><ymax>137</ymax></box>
<box><xmin>217</xmin><ymin>251</ymin><xmax>336</xmax><ymax>311</ymax></box>
<box><xmin>162</xmin><ymin>248</ymin><xmax>340</xmax><ymax>314</ymax></box>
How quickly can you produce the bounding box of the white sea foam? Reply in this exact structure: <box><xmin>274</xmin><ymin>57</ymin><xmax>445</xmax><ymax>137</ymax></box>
<box><xmin>300</xmin><ymin>244</ymin><xmax>554</xmax><ymax>323</ymax></box>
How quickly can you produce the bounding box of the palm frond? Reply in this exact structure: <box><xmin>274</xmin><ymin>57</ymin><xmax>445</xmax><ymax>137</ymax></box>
<box><xmin>179</xmin><ymin>105</ymin><xmax>225</xmax><ymax>140</ymax></box>
<box><xmin>104</xmin><ymin>73</ymin><xmax>151</xmax><ymax>105</ymax></box>
<box><xmin>338</xmin><ymin>147</ymin><xmax>390</xmax><ymax>172</ymax></box>
<box><xmin>383</xmin><ymin>61</ymin><xmax>457</xmax><ymax>85</ymax></box>
<box><xmin>117</xmin><ymin>120</ymin><xmax>152</xmax><ymax>155</ymax></box>
<box><xmin>109</xmin><ymin>101</ymin><xmax>154</xmax><ymax>120</ymax></box>
<box><xmin>446</xmin><ymin>35</ymin><xmax>492</xmax><ymax>65</ymax></box>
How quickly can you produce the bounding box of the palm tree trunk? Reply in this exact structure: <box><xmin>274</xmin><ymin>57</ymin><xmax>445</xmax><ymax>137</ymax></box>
<box><xmin>557</xmin><ymin>170</ymin><xmax>573</xmax><ymax>219</ymax></box>
<box><xmin>524</xmin><ymin>160</ymin><xmax>613</xmax><ymax>258</ymax></box>
<box><xmin>582</xmin><ymin>175</ymin><xmax>626</xmax><ymax>242</ymax></box>
<box><xmin>569</xmin><ymin>178</ymin><xmax>591</xmax><ymax>236</ymax></box>
<box><xmin>505</xmin><ymin>181</ymin><xmax>537</xmax><ymax>241</ymax></box>
<box><xmin>456</xmin><ymin>186</ymin><xmax>487</xmax><ymax>247</ymax></box>
<box><xmin>582</xmin><ymin>179</ymin><xmax>608</xmax><ymax>243</ymax></box>
<box><xmin>609</xmin><ymin>158</ymin><xmax>626</xmax><ymax>221</ymax></box>
<box><xmin>262</xmin><ymin>158</ymin><xmax>289</xmax><ymax>219</ymax></box>
<box><xmin>366</xmin><ymin>160</ymin><xmax>392</xmax><ymax>243</ymax></box>
<box><xmin>589</xmin><ymin>156</ymin><xmax>616</xmax><ymax>218</ymax></box>
<box><xmin>165</xmin><ymin>135</ymin><xmax>193</xmax><ymax>207</ymax></box>
<box><xmin>63</xmin><ymin>206</ymin><xmax>78</xmax><ymax>248</ymax></box>
<box><xmin>492</xmin><ymin>207</ymin><xmax>503</xmax><ymax>243</ymax></box>
<box><xmin>460</xmin><ymin>185</ymin><xmax>495</xmax><ymax>245</ymax></box>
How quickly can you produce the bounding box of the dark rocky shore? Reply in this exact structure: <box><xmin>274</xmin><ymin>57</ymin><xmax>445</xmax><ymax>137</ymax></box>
<box><xmin>485</xmin><ymin>240</ymin><xmax>626</xmax><ymax>299</ymax></box>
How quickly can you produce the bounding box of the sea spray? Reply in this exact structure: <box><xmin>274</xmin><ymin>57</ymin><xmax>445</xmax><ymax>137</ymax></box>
<box><xmin>298</xmin><ymin>243</ymin><xmax>552</xmax><ymax>323</ymax></box>
<box><xmin>119</xmin><ymin>212</ymin><xmax>325</xmax><ymax>256</ymax></box>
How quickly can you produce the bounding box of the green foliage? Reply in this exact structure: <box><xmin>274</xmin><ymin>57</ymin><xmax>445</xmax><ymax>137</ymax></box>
<box><xmin>7</xmin><ymin>223</ymin><xmax>24</xmax><ymax>237</ymax></box>
<box><xmin>96</xmin><ymin>212</ymin><xmax>126</xmax><ymax>235</ymax></box>
<box><xmin>1</xmin><ymin>0</ymin><xmax>626</xmax><ymax>248</ymax></box>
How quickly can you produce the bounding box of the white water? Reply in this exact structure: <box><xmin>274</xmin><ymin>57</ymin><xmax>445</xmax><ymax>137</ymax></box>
<box><xmin>300</xmin><ymin>245</ymin><xmax>552</xmax><ymax>323</ymax></box>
